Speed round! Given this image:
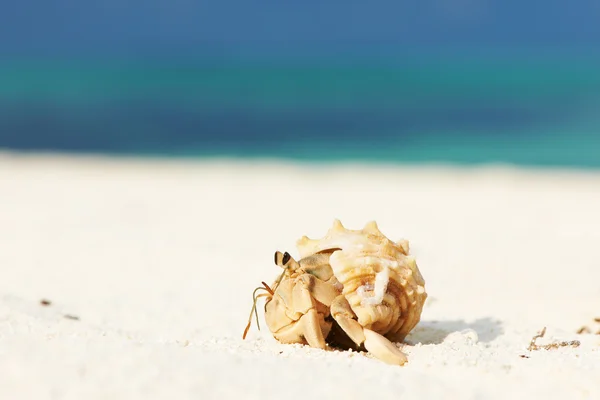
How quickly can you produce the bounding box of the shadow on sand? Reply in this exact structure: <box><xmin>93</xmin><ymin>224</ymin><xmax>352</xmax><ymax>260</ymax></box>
<box><xmin>405</xmin><ymin>317</ymin><xmax>504</xmax><ymax>345</ymax></box>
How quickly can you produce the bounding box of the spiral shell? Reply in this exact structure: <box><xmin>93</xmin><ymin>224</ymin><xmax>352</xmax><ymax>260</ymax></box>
<box><xmin>296</xmin><ymin>219</ymin><xmax>427</xmax><ymax>342</ymax></box>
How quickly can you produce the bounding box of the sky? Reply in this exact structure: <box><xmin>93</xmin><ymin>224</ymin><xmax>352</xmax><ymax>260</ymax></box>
<box><xmin>1</xmin><ymin>1</ymin><xmax>599</xmax><ymax>58</ymax></box>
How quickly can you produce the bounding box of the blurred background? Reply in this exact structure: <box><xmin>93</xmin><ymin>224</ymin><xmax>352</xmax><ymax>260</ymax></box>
<box><xmin>1</xmin><ymin>1</ymin><xmax>599</xmax><ymax>167</ymax></box>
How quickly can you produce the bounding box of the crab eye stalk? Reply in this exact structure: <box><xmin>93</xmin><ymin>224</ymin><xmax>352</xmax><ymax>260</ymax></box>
<box><xmin>274</xmin><ymin>251</ymin><xmax>291</xmax><ymax>267</ymax></box>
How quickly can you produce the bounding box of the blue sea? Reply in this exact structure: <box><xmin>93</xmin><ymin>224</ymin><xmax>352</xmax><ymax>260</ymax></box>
<box><xmin>1</xmin><ymin>55</ymin><xmax>600</xmax><ymax>168</ymax></box>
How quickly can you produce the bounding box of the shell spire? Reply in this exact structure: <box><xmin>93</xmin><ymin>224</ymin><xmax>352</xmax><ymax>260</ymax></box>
<box><xmin>296</xmin><ymin>219</ymin><xmax>350</xmax><ymax>258</ymax></box>
<box><xmin>396</xmin><ymin>239</ymin><xmax>410</xmax><ymax>254</ymax></box>
<box><xmin>362</xmin><ymin>220</ymin><xmax>381</xmax><ymax>234</ymax></box>
<box><xmin>332</xmin><ymin>219</ymin><xmax>345</xmax><ymax>231</ymax></box>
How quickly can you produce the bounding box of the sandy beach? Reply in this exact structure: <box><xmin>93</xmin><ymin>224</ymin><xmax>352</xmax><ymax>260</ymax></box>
<box><xmin>1</xmin><ymin>152</ymin><xmax>599</xmax><ymax>399</ymax></box>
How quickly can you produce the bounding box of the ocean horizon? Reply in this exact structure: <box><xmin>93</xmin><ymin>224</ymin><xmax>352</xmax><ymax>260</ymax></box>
<box><xmin>1</xmin><ymin>54</ymin><xmax>599</xmax><ymax>169</ymax></box>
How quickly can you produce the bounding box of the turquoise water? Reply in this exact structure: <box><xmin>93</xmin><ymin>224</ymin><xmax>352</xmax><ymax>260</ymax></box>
<box><xmin>1</xmin><ymin>57</ymin><xmax>599</xmax><ymax>168</ymax></box>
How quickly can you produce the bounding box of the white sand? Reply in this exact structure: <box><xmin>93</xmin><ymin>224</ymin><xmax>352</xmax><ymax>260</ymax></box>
<box><xmin>1</xmin><ymin>152</ymin><xmax>599</xmax><ymax>399</ymax></box>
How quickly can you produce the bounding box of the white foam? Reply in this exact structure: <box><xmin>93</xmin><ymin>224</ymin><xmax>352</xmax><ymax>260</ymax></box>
<box><xmin>360</xmin><ymin>267</ymin><xmax>389</xmax><ymax>306</ymax></box>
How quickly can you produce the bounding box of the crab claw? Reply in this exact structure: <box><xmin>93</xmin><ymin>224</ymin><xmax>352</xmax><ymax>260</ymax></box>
<box><xmin>330</xmin><ymin>294</ymin><xmax>408</xmax><ymax>366</ymax></box>
<box><xmin>363</xmin><ymin>328</ymin><xmax>408</xmax><ymax>365</ymax></box>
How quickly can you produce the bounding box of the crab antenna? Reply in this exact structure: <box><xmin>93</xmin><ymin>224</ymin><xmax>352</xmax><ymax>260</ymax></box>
<box><xmin>242</xmin><ymin>285</ymin><xmax>272</xmax><ymax>339</ymax></box>
<box><xmin>244</xmin><ymin>252</ymin><xmax>298</xmax><ymax>340</ymax></box>
<box><xmin>261</xmin><ymin>281</ymin><xmax>274</xmax><ymax>295</ymax></box>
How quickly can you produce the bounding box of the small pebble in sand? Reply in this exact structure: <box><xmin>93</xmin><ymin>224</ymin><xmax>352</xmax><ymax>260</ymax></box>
<box><xmin>39</xmin><ymin>299</ymin><xmax>52</xmax><ymax>306</ymax></box>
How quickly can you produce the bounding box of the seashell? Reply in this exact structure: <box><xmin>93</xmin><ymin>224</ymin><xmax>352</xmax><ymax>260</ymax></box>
<box><xmin>297</xmin><ymin>220</ymin><xmax>427</xmax><ymax>360</ymax></box>
<box><xmin>243</xmin><ymin>219</ymin><xmax>427</xmax><ymax>366</ymax></box>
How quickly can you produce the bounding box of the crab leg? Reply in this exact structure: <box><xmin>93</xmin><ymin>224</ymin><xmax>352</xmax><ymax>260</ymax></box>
<box><xmin>266</xmin><ymin>274</ymin><xmax>336</xmax><ymax>348</ymax></box>
<box><xmin>331</xmin><ymin>295</ymin><xmax>408</xmax><ymax>365</ymax></box>
<box><xmin>298</xmin><ymin>310</ymin><xmax>327</xmax><ymax>349</ymax></box>
<box><xmin>330</xmin><ymin>295</ymin><xmax>366</xmax><ymax>345</ymax></box>
<box><xmin>291</xmin><ymin>274</ymin><xmax>338</xmax><ymax>349</ymax></box>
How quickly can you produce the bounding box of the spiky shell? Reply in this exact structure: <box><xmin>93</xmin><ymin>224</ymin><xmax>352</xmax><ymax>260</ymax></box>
<box><xmin>296</xmin><ymin>220</ymin><xmax>427</xmax><ymax>342</ymax></box>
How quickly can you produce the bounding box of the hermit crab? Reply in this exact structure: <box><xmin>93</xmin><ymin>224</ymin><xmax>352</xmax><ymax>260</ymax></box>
<box><xmin>243</xmin><ymin>220</ymin><xmax>427</xmax><ymax>365</ymax></box>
